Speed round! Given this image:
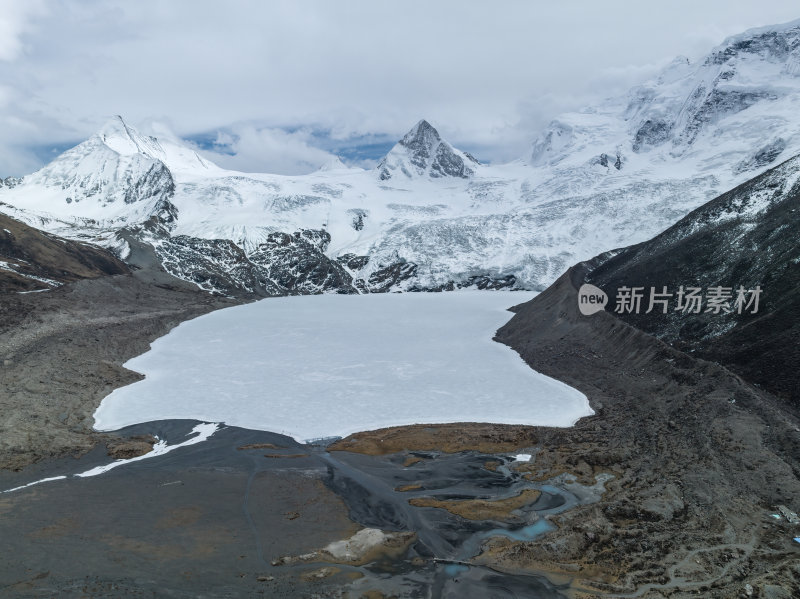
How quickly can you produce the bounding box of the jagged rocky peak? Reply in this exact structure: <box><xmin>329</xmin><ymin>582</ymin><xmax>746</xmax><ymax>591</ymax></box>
<box><xmin>401</xmin><ymin>119</ymin><xmax>441</xmax><ymax>153</ymax></box>
<box><xmin>377</xmin><ymin>119</ymin><xmax>478</xmax><ymax>180</ymax></box>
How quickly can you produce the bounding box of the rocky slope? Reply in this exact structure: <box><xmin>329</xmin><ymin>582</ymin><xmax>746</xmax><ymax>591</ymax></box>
<box><xmin>0</xmin><ymin>213</ymin><xmax>128</xmax><ymax>293</ymax></box>
<box><xmin>493</xmin><ymin>266</ymin><xmax>800</xmax><ymax>597</ymax></box>
<box><xmin>586</xmin><ymin>153</ymin><xmax>800</xmax><ymax>405</ymax></box>
<box><xmin>0</xmin><ymin>254</ymin><xmax>238</xmax><ymax>471</ymax></box>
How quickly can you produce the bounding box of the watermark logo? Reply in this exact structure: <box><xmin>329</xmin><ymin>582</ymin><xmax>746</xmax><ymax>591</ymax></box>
<box><xmin>577</xmin><ymin>283</ymin><xmax>608</xmax><ymax>316</ymax></box>
<box><xmin>577</xmin><ymin>283</ymin><xmax>763</xmax><ymax>316</ymax></box>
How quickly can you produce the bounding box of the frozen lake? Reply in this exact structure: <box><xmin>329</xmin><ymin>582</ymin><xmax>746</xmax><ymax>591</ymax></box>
<box><xmin>93</xmin><ymin>292</ymin><xmax>592</xmax><ymax>441</ymax></box>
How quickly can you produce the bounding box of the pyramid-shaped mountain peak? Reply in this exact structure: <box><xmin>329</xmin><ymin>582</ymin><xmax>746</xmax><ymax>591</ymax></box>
<box><xmin>377</xmin><ymin>119</ymin><xmax>477</xmax><ymax>181</ymax></box>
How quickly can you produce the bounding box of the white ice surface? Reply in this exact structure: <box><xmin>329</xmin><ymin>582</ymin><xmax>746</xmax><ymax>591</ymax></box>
<box><xmin>93</xmin><ymin>292</ymin><xmax>592</xmax><ymax>442</ymax></box>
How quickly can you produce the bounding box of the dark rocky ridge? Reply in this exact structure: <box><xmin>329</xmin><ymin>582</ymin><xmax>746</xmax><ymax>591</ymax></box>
<box><xmin>0</xmin><ymin>213</ymin><xmax>129</xmax><ymax>293</ymax></box>
<box><xmin>248</xmin><ymin>230</ymin><xmax>355</xmax><ymax>294</ymax></box>
<box><xmin>128</xmin><ymin>216</ymin><xmax>515</xmax><ymax>296</ymax></box>
<box><xmin>0</xmin><ymin>176</ymin><xmax>21</xmax><ymax>188</ymax></box>
<box><xmin>586</xmin><ymin>153</ymin><xmax>800</xmax><ymax>404</ymax></box>
<box><xmin>633</xmin><ymin>119</ymin><xmax>672</xmax><ymax>152</ymax></box>
<box><xmin>676</xmin><ymin>87</ymin><xmax>778</xmax><ymax>146</ymax></box>
<box><xmin>735</xmin><ymin>138</ymin><xmax>787</xmax><ymax>174</ymax></box>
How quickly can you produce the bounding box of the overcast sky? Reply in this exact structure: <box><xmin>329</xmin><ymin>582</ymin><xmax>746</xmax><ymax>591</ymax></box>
<box><xmin>1</xmin><ymin>0</ymin><xmax>799</xmax><ymax>177</ymax></box>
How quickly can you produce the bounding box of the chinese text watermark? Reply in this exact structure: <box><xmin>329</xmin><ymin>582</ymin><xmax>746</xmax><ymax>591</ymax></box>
<box><xmin>579</xmin><ymin>284</ymin><xmax>762</xmax><ymax>316</ymax></box>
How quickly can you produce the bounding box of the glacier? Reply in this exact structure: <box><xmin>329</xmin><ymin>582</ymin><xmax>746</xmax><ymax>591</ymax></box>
<box><xmin>92</xmin><ymin>292</ymin><xmax>593</xmax><ymax>441</ymax></box>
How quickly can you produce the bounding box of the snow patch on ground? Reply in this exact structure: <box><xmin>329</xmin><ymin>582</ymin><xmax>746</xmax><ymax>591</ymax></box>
<box><xmin>75</xmin><ymin>423</ymin><xmax>220</xmax><ymax>478</ymax></box>
<box><xmin>2</xmin><ymin>476</ymin><xmax>67</xmax><ymax>494</ymax></box>
<box><xmin>93</xmin><ymin>292</ymin><xmax>592</xmax><ymax>441</ymax></box>
<box><xmin>0</xmin><ymin>423</ymin><xmax>220</xmax><ymax>494</ymax></box>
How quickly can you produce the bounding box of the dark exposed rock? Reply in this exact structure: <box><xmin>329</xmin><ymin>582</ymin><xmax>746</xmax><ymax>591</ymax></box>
<box><xmin>348</xmin><ymin>209</ymin><xmax>367</xmax><ymax>231</ymax></box>
<box><xmin>706</xmin><ymin>28</ymin><xmax>799</xmax><ymax>66</ymax></box>
<box><xmin>462</xmin><ymin>274</ymin><xmax>517</xmax><ymax>290</ymax></box>
<box><xmin>0</xmin><ymin>177</ymin><xmax>21</xmax><ymax>189</ymax></box>
<box><xmin>151</xmin><ymin>197</ymin><xmax>179</xmax><ymax>227</ymax></box>
<box><xmin>735</xmin><ymin>138</ymin><xmax>787</xmax><ymax>173</ymax></box>
<box><xmin>157</xmin><ymin>235</ymin><xmax>280</xmax><ymax>296</ymax></box>
<box><xmin>249</xmin><ymin>230</ymin><xmax>354</xmax><ymax>294</ymax></box>
<box><xmin>401</xmin><ymin>120</ymin><xmax>440</xmax><ymax>172</ymax></box>
<box><xmin>408</xmin><ymin>281</ymin><xmax>456</xmax><ymax>293</ymax></box>
<box><xmin>430</xmin><ymin>140</ymin><xmax>473</xmax><ymax>179</ymax></box>
<box><xmin>407</xmin><ymin>274</ymin><xmax>516</xmax><ymax>292</ymax></box>
<box><xmin>133</xmin><ymin>224</ymin><xmax>361</xmax><ymax>296</ymax></box>
<box><xmin>678</xmin><ymin>88</ymin><xmax>777</xmax><ymax>146</ymax></box>
<box><xmin>292</xmin><ymin>228</ymin><xmax>331</xmax><ymax>252</ymax></box>
<box><xmin>632</xmin><ymin>119</ymin><xmax>672</xmax><ymax>153</ymax></box>
<box><xmin>123</xmin><ymin>162</ymin><xmax>175</xmax><ymax>205</ymax></box>
<box><xmin>358</xmin><ymin>260</ymin><xmax>418</xmax><ymax>293</ymax></box>
<box><xmin>336</xmin><ymin>253</ymin><xmax>370</xmax><ymax>271</ymax></box>
<box><xmin>121</xmin><ymin>217</ymin><xmax>433</xmax><ymax>296</ymax></box>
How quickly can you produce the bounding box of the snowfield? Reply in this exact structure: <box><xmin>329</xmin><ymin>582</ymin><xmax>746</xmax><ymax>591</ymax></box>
<box><xmin>93</xmin><ymin>292</ymin><xmax>592</xmax><ymax>441</ymax></box>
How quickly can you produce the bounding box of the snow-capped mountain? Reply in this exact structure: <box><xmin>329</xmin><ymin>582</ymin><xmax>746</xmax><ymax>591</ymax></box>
<box><xmin>3</xmin><ymin>20</ymin><xmax>800</xmax><ymax>295</ymax></box>
<box><xmin>376</xmin><ymin>119</ymin><xmax>479</xmax><ymax>180</ymax></box>
<box><xmin>531</xmin><ymin>20</ymin><xmax>800</xmax><ymax>171</ymax></box>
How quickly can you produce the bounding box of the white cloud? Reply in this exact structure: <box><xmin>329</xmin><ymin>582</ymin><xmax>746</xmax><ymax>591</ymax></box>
<box><xmin>0</xmin><ymin>1</ymin><xmax>799</xmax><ymax>176</ymax></box>
<box><xmin>195</xmin><ymin>125</ymin><xmax>339</xmax><ymax>175</ymax></box>
<box><xmin>0</xmin><ymin>0</ymin><xmax>46</xmax><ymax>61</ymax></box>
